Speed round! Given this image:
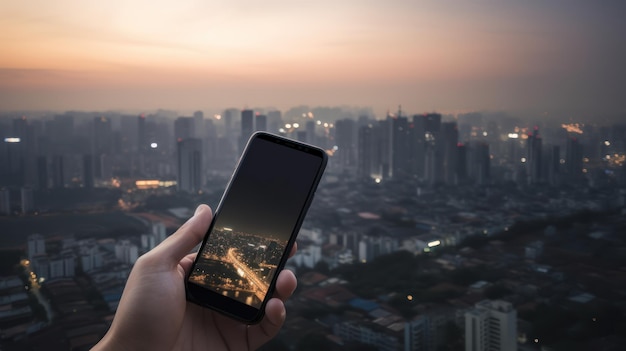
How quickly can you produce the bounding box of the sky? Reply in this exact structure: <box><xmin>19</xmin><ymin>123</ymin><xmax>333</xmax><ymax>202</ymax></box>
<box><xmin>1</xmin><ymin>0</ymin><xmax>625</xmax><ymax>118</ymax></box>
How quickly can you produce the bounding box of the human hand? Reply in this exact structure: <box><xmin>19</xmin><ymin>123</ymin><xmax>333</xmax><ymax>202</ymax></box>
<box><xmin>92</xmin><ymin>204</ymin><xmax>297</xmax><ymax>351</ymax></box>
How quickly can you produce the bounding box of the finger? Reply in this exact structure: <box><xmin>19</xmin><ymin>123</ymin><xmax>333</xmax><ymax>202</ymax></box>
<box><xmin>273</xmin><ymin>269</ymin><xmax>297</xmax><ymax>302</ymax></box>
<box><xmin>248</xmin><ymin>298</ymin><xmax>286</xmax><ymax>349</ymax></box>
<box><xmin>153</xmin><ymin>205</ymin><xmax>212</xmax><ymax>264</ymax></box>
<box><xmin>178</xmin><ymin>252</ymin><xmax>197</xmax><ymax>276</ymax></box>
<box><xmin>288</xmin><ymin>242</ymin><xmax>297</xmax><ymax>258</ymax></box>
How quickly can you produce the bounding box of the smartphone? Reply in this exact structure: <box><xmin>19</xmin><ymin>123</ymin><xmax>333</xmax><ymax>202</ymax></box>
<box><xmin>186</xmin><ymin>132</ymin><xmax>327</xmax><ymax>324</ymax></box>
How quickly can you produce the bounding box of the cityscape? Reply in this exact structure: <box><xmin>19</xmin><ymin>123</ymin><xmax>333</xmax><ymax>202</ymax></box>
<box><xmin>0</xmin><ymin>106</ymin><xmax>624</xmax><ymax>351</ymax></box>
<box><xmin>189</xmin><ymin>226</ymin><xmax>286</xmax><ymax>308</ymax></box>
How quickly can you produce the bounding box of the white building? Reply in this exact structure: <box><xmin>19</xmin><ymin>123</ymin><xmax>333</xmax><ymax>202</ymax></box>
<box><xmin>141</xmin><ymin>233</ymin><xmax>157</xmax><ymax>251</ymax></box>
<box><xmin>465</xmin><ymin>299</ymin><xmax>517</xmax><ymax>351</ymax></box>
<box><xmin>27</xmin><ymin>234</ymin><xmax>46</xmax><ymax>260</ymax></box>
<box><xmin>292</xmin><ymin>244</ymin><xmax>322</xmax><ymax>269</ymax></box>
<box><xmin>152</xmin><ymin>222</ymin><xmax>167</xmax><ymax>243</ymax></box>
<box><xmin>47</xmin><ymin>253</ymin><xmax>76</xmax><ymax>279</ymax></box>
<box><xmin>115</xmin><ymin>239</ymin><xmax>139</xmax><ymax>264</ymax></box>
<box><xmin>358</xmin><ymin>235</ymin><xmax>398</xmax><ymax>263</ymax></box>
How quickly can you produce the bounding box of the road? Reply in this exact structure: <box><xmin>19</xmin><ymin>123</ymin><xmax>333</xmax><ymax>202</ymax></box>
<box><xmin>226</xmin><ymin>248</ymin><xmax>269</xmax><ymax>302</ymax></box>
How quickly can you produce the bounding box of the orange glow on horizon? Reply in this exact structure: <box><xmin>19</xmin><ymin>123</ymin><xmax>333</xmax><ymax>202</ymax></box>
<box><xmin>0</xmin><ymin>1</ymin><xmax>622</xmax><ymax>116</ymax></box>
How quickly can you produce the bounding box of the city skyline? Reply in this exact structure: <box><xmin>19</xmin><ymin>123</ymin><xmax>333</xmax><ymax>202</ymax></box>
<box><xmin>1</xmin><ymin>105</ymin><xmax>625</xmax><ymax>350</ymax></box>
<box><xmin>1</xmin><ymin>1</ymin><xmax>625</xmax><ymax>118</ymax></box>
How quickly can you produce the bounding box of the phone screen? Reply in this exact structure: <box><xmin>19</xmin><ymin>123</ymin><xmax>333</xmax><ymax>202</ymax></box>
<box><xmin>186</xmin><ymin>132</ymin><xmax>327</xmax><ymax>322</ymax></box>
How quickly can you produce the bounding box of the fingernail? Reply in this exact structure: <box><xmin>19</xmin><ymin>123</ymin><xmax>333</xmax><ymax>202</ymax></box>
<box><xmin>194</xmin><ymin>205</ymin><xmax>204</xmax><ymax>216</ymax></box>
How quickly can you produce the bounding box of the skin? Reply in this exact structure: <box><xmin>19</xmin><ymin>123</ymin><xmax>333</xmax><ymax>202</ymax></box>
<box><xmin>92</xmin><ymin>204</ymin><xmax>298</xmax><ymax>351</ymax></box>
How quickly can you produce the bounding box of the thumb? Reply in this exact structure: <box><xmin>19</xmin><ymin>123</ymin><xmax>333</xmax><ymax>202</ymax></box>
<box><xmin>152</xmin><ymin>204</ymin><xmax>212</xmax><ymax>265</ymax></box>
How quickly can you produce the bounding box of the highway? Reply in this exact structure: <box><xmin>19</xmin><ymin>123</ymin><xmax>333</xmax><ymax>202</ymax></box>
<box><xmin>226</xmin><ymin>248</ymin><xmax>269</xmax><ymax>302</ymax></box>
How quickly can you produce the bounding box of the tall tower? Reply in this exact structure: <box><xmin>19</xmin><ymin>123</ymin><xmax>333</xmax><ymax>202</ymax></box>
<box><xmin>93</xmin><ymin>116</ymin><xmax>112</xmax><ymax>179</ymax></box>
<box><xmin>566</xmin><ymin>136</ymin><xmax>584</xmax><ymax>184</ymax></box>
<box><xmin>335</xmin><ymin>119</ymin><xmax>358</xmax><ymax>174</ymax></box>
<box><xmin>414</xmin><ymin>113</ymin><xmax>442</xmax><ymax>184</ymax></box>
<box><xmin>177</xmin><ymin>138</ymin><xmax>203</xmax><ymax>193</ymax></box>
<box><xmin>240</xmin><ymin>109</ymin><xmax>254</xmax><ymax>154</ymax></box>
<box><xmin>138</xmin><ymin>114</ymin><xmax>147</xmax><ymax>154</ymax></box>
<box><xmin>174</xmin><ymin>117</ymin><xmax>194</xmax><ymax>141</ymax></box>
<box><xmin>468</xmin><ymin>141</ymin><xmax>491</xmax><ymax>185</ymax></box>
<box><xmin>390</xmin><ymin>113</ymin><xmax>412</xmax><ymax>180</ymax></box>
<box><xmin>21</xmin><ymin>187</ymin><xmax>34</xmax><ymax>214</ymax></box>
<box><xmin>465</xmin><ymin>300</ymin><xmax>517</xmax><ymax>351</ymax></box>
<box><xmin>0</xmin><ymin>188</ymin><xmax>10</xmax><ymax>215</ymax></box>
<box><xmin>441</xmin><ymin>122</ymin><xmax>459</xmax><ymax>184</ymax></box>
<box><xmin>256</xmin><ymin>114</ymin><xmax>267</xmax><ymax>132</ymax></box>
<box><xmin>27</xmin><ymin>233</ymin><xmax>46</xmax><ymax>260</ymax></box>
<box><xmin>527</xmin><ymin>127</ymin><xmax>542</xmax><ymax>184</ymax></box>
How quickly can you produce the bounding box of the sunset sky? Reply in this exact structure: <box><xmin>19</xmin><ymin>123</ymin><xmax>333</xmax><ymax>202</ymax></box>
<box><xmin>1</xmin><ymin>0</ymin><xmax>624</xmax><ymax>118</ymax></box>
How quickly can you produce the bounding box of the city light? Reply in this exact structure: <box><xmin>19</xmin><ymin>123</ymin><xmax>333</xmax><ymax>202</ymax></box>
<box><xmin>407</xmin><ymin>295</ymin><xmax>413</xmax><ymax>301</ymax></box>
<box><xmin>604</xmin><ymin>140</ymin><xmax>611</xmax><ymax>146</ymax></box>
<box><xmin>375</xmin><ymin>178</ymin><xmax>381</xmax><ymax>184</ymax></box>
<box><xmin>507</xmin><ymin>133</ymin><xmax>519</xmax><ymax>139</ymax></box>
<box><xmin>214</xmin><ymin>114</ymin><xmax>222</xmax><ymax>120</ymax></box>
<box><xmin>150</xmin><ymin>143</ymin><xmax>158</xmax><ymax>149</ymax></box>
<box><xmin>285</xmin><ymin>123</ymin><xmax>292</xmax><ymax>129</ymax></box>
<box><xmin>4</xmin><ymin>137</ymin><xmax>21</xmax><ymax>143</ymax></box>
<box><xmin>428</xmin><ymin>240</ymin><xmax>441</xmax><ymax>247</ymax></box>
<box><xmin>135</xmin><ymin>180</ymin><xmax>160</xmax><ymax>189</ymax></box>
<box><xmin>293</xmin><ymin>123</ymin><xmax>300</xmax><ymax>128</ymax></box>
<box><xmin>521</xmin><ymin>157</ymin><xmax>527</xmax><ymax>163</ymax></box>
<box><xmin>561</xmin><ymin>123</ymin><xmax>584</xmax><ymax>134</ymax></box>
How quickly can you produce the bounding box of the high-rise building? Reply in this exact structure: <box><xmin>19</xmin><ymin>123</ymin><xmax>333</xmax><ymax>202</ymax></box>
<box><xmin>93</xmin><ymin>116</ymin><xmax>112</xmax><ymax>179</ymax></box>
<box><xmin>115</xmin><ymin>239</ymin><xmax>139</xmax><ymax>265</ymax></box>
<box><xmin>2</xmin><ymin>134</ymin><xmax>25</xmax><ymax>187</ymax></box>
<box><xmin>138</xmin><ymin>114</ymin><xmax>147</xmax><ymax>154</ymax></box>
<box><xmin>174</xmin><ymin>117</ymin><xmax>194</xmax><ymax>141</ymax></box>
<box><xmin>468</xmin><ymin>142</ymin><xmax>491</xmax><ymax>185</ymax></box>
<box><xmin>21</xmin><ymin>187</ymin><xmax>33</xmax><ymax>214</ymax></box>
<box><xmin>83</xmin><ymin>154</ymin><xmax>94</xmax><ymax>188</ymax></box>
<box><xmin>193</xmin><ymin>111</ymin><xmax>205</xmax><ymax>139</ymax></box>
<box><xmin>305</xmin><ymin>120</ymin><xmax>316</xmax><ymax>145</ymax></box>
<box><xmin>52</xmin><ymin>155</ymin><xmax>65</xmax><ymax>188</ymax></box>
<box><xmin>256</xmin><ymin>114</ymin><xmax>267</xmax><ymax>132</ymax></box>
<box><xmin>27</xmin><ymin>234</ymin><xmax>46</xmax><ymax>260</ymax></box>
<box><xmin>390</xmin><ymin>115</ymin><xmax>412</xmax><ymax>179</ymax></box>
<box><xmin>177</xmin><ymin>138</ymin><xmax>203</xmax><ymax>193</ymax></box>
<box><xmin>566</xmin><ymin>136</ymin><xmax>584</xmax><ymax>184</ymax></box>
<box><xmin>37</xmin><ymin>156</ymin><xmax>48</xmax><ymax>190</ymax></box>
<box><xmin>414</xmin><ymin>113</ymin><xmax>442</xmax><ymax>184</ymax></box>
<box><xmin>0</xmin><ymin>188</ymin><xmax>10</xmax><ymax>215</ymax></box>
<box><xmin>527</xmin><ymin>127</ymin><xmax>542</xmax><ymax>184</ymax></box>
<box><xmin>240</xmin><ymin>109</ymin><xmax>254</xmax><ymax>154</ymax></box>
<box><xmin>357</xmin><ymin>124</ymin><xmax>376</xmax><ymax>180</ymax></box>
<box><xmin>335</xmin><ymin>119</ymin><xmax>358</xmax><ymax>174</ymax></box>
<box><xmin>441</xmin><ymin>122</ymin><xmax>459</xmax><ymax>184</ymax></box>
<box><xmin>223</xmin><ymin>108</ymin><xmax>238</xmax><ymax>137</ymax></box>
<box><xmin>404</xmin><ymin>315</ymin><xmax>430</xmax><ymax>351</ymax></box>
<box><xmin>456</xmin><ymin>143</ymin><xmax>468</xmax><ymax>184</ymax></box>
<box><xmin>545</xmin><ymin>145</ymin><xmax>561</xmax><ymax>186</ymax></box>
<box><xmin>465</xmin><ymin>299</ymin><xmax>517</xmax><ymax>351</ymax></box>
<box><xmin>267</xmin><ymin>110</ymin><xmax>282</xmax><ymax>134</ymax></box>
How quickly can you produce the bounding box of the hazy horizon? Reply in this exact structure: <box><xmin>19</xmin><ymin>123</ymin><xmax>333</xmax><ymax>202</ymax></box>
<box><xmin>1</xmin><ymin>1</ymin><xmax>625</xmax><ymax>119</ymax></box>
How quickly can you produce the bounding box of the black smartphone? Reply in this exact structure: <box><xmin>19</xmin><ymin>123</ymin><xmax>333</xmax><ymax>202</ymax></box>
<box><xmin>185</xmin><ymin>132</ymin><xmax>327</xmax><ymax>324</ymax></box>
